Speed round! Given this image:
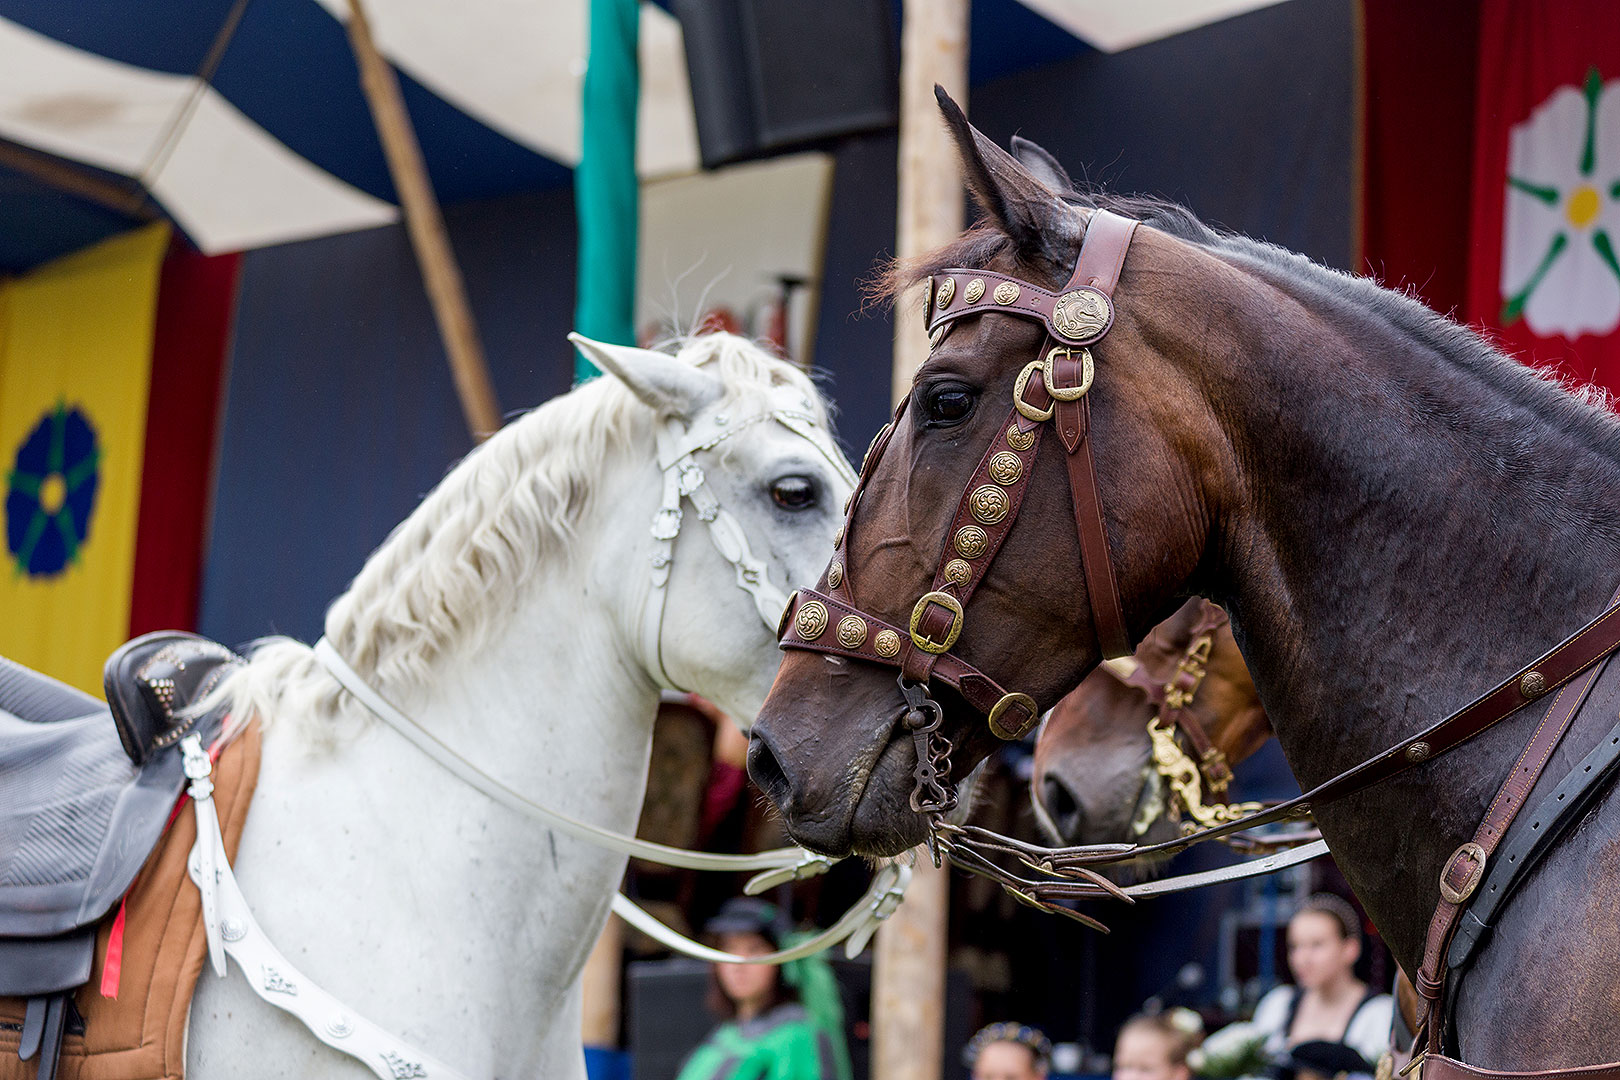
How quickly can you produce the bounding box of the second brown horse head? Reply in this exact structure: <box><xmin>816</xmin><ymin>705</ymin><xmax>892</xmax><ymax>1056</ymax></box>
<box><xmin>1031</xmin><ymin>598</ymin><xmax>1271</xmax><ymax>850</ymax></box>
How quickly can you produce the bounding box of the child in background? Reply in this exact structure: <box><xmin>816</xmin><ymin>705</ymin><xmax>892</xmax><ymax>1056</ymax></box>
<box><xmin>1113</xmin><ymin>1010</ymin><xmax>1204</xmax><ymax>1080</ymax></box>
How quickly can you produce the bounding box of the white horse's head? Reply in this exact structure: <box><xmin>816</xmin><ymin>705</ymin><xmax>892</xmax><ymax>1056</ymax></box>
<box><xmin>571</xmin><ymin>332</ymin><xmax>856</xmax><ymax>724</ymax></box>
<box><xmin>219</xmin><ymin>332</ymin><xmax>854</xmax><ymax>741</ymax></box>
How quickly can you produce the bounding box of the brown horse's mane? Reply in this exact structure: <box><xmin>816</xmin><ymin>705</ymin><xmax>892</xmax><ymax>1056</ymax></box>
<box><xmin>873</xmin><ymin>189</ymin><xmax>1620</xmax><ymax>468</ymax></box>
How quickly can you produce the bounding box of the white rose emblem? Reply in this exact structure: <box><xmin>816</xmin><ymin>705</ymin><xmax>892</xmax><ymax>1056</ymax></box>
<box><xmin>1500</xmin><ymin>68</ymin><xmax>1620</xmax><ymax>338</ymax></box>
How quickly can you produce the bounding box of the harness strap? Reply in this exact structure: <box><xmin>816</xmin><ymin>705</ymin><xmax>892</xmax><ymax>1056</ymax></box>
<box><xmin>1414</xmin><ymin>580</ymin><xmax>1620</xmax><ymax>1054</ymax></box>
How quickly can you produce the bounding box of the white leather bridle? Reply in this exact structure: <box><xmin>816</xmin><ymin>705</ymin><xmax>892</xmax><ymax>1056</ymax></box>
<box><xmin>641</xmin><ymin>392</ymin><xmax>858</xmax><ymax>690</ymax></box>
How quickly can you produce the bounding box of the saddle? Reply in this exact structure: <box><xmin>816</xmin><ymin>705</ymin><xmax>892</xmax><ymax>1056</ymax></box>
<box><xmin>0</xmin><ymin>633</ymin><xmax>252</xmax><ymax>1080</ymax></box>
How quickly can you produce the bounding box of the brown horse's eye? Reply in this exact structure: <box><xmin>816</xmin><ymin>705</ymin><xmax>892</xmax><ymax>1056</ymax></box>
<box><xmin>922</xmin><ymin>383</ymin><xmax>978</xmax><ymax>427</ymax></box>
<box><xmin>771</xmin><ymin>475</ymin><xmax>817</xmax><ymax>510</ymax></box>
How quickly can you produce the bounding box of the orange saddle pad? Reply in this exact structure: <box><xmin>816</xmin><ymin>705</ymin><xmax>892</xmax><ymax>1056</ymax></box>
<box><xmin>0</xmin><ymin>721</ymin><xmax>261</xmax><ymax>1080</ymax></box>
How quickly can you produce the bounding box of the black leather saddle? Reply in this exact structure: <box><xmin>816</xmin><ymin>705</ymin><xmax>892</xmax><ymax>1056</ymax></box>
<box><xmin>0</xmin><ymin>631</ymin><xmax>242</xmax><ymax>1080</ymax></box>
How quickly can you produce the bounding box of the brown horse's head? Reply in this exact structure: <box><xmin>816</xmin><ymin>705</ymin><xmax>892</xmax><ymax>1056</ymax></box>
<box><xmin>1031</xmin><ymin>599</ymin><xmax>1271</xmax><ymax>850</ymax></box>
<box><xmin>748</xmin><ymin>94</ymin><xmax>1239</xmax><ymax>857</ymax></box>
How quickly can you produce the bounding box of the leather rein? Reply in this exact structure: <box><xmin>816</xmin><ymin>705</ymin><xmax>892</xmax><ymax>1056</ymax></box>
<box><xmin>773</xmin><ymin>209</ymin><xmax>1620</xmax><ymax>1062</ymax></box>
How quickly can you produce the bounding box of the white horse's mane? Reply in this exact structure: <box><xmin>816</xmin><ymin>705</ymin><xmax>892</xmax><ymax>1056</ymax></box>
<box><xmin>211</xmin><ymin>333</ymin><xmax>826</xmax><ymax>738</ymax></box>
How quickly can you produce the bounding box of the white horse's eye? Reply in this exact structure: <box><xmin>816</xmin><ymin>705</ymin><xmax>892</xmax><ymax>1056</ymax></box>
<box><xmin>770</xmin><ymin>475</ymin><xmax>817</xmax><ymax>511</ymax></box>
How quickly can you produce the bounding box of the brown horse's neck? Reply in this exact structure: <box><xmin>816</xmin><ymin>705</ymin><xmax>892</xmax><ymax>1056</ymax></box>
<box><xmin>1144</xmin><ymin>235</ymin><xmax>1620</xmax><ymax>971</ymax></box>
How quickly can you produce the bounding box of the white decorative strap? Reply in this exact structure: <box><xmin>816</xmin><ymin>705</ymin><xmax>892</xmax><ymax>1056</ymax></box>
<box><xmin>186</xmin><ymin>768</ymin><xmax>468</xmax><ymax>1080</ymax></box>
<box><xmin>312</xmin><ymin>638</ymin><xmax>826</xmax><ymax>875</ymax></box>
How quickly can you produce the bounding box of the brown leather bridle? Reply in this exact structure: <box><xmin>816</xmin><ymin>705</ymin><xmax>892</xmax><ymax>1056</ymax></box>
<box><xmin>777</xmin><ymin>210</ymin><xmax>1143</xmax><ymax>747</ymax></box>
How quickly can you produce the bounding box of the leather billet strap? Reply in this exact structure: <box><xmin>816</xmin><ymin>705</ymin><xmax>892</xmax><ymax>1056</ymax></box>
<box><xmin>779</xmin><ymin>209</ymin><xmax>1140</xmax><ymax>742</ymax></box>
<box><xmin>1414</xmin><ymin>580</ymin><xmax>1620</xmax><ymax>1054</ymax></box>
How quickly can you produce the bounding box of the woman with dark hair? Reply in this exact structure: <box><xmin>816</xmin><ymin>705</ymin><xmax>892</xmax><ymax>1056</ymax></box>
<box><xmin>675</xmin><ymin>898</ymin><xmax>851</xmax><ymax>1080</ymax></box>
<box><xmin>1251</xmin><ymin>894</ymin><xmax>1392</xmax><ymax>1065</ymax></box>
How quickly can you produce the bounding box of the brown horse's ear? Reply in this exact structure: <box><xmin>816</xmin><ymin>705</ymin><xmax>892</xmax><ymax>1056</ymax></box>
<box><xmin>935</xmin><ymin>87</ymin><xmax>1078</xmax><ymax>263</ymax></box>
<box><xmin>1009</xmin><ymin>135</ymin><xmax>1075</xmax><ymax>194</ymax></box>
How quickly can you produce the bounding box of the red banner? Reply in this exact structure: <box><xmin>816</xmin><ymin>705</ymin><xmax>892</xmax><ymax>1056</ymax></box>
<box><xmin>1467</xmin><ymin>0</ymin><xmax>1620</xmax><ymax>392</ymax></box>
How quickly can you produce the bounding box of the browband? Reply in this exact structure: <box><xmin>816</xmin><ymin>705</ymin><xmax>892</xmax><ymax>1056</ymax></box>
<box><xmin>778</xmin><ymin>210</ymin><xmax>1140</xmax><ymax>741</ymax></box>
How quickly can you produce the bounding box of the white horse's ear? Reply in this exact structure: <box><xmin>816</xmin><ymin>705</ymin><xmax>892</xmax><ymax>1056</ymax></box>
<box><xmin>569</xmin><ymin>334</ymin><xmax>723</xmax><ymax>421</ymax></box>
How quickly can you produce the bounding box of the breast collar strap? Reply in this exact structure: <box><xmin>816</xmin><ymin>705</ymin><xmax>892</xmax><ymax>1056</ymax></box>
<box><xmin>776</xmin><ymin>209</ymin><xmax>1141</xmax><ymax>742</ymax></box>
<box><xmin>642</xmin><ymin>399</ymin><xmax>858</xmax><ymax>692</ymax></box>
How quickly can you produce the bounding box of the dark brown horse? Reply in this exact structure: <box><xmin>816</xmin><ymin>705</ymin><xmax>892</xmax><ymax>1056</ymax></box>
<box><xmin>1033</xmin><ymin>598</ymin><xmax>1271</xmax><ymax>850</ymax></box>
<box><xmin>748</xmin><ymin>94</ymin><xmax>1620</xmax><ymax>1068</ymax></box>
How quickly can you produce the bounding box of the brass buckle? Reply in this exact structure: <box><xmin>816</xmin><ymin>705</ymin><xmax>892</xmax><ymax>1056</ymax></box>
<box><xmin>909</xmin><ymin>591</ymin><xmax>965</xmax><ymax>653</ymax></box>
<box><xmin>987</xmin><ymin>692</ymin><xmax>1039</xmax><ymax>740</ymax></box>
<box><xmin>1042</xmin><ymin>346</ymin><xmax>1094</xmax><ymax>401</ymax></box>
<box><xmin>1012</xmin><ymin>361</ymin><xmax>1054</xmax><ymax>422</ymax></box>
<box><xmin>1438</xmin><ymin>841</ymin><xmax>1487</xmax><ymax>904</ymax></box>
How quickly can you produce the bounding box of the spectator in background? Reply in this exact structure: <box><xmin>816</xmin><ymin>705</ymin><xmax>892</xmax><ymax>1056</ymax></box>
<box><xmin>965</xmin><ymin>1022</ymin><xmax>1051</xmax><ymax>1080</ymax></box>
<box><xmin>675</xmin><ymin>898</ymin><xmax>850</xmax><ymax>1080</ymax></box>
<box><xmin>1200</xmin><ymin>894</ymin><xmax>1391</xmax><ymax>1077</ymax></box>
<box><xmin>1113</xmin><ymin>1010</ymin><xmax>1203</xmax><ymax>1080</ymax></box>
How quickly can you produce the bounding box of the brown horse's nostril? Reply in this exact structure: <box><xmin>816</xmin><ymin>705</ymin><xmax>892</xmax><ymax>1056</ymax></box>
<box><xmin>747</xmin><ymin>730</ymin><xmax>793</xmax><ymax>809</ymax></box>
<box><xmin>1042</xmin><ymin>775</ymin><xmax>1084</xmax><ymax>842</ymax></box>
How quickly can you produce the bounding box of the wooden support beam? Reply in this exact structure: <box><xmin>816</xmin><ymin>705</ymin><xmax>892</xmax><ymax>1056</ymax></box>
<box><xmin>0</xmin><ymin>140</ymin><xmax>156</xmax><ymax>222</ymax></box>
<box><xmin>874</xmin><ymin>3</ymin><xmax>969</xmax><ymax>1080</ymax></box>
<box><xmin>344</xmin><ymin>0</ymin><xmax>502</xmax><ymax>440</ymax></box>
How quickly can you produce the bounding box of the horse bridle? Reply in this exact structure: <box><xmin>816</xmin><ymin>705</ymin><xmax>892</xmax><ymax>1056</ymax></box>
<box><xmin>645</xmin><ymin>389</ymin><xmax>859</xmax><ymax>690</ymax></box>
<box><xmin>1102</xmin><ymin>603</ymin><xmax>1268</xmax><ymax>836</ymax></box>
<box><xmin>777</xmin><ymin>210</ymin><xmax>1143</xmax><ymax>761</ymax></box>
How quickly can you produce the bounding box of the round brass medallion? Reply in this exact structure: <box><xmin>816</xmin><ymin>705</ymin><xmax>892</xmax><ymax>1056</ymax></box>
<box><xmin>969</xmin><ymin>485</ymin><xmax>1009</xmax><ymax>526</ymax></box>
<box><xmin>993</xmin><ymin>281</ymin><xmax>1020</xmax><ymax>305</ymax></box>
<box><xmin>954</xmin><ymin>525</ymin><xmax>989</xmax><ymax>558</ymax></box>
<box><xmin>944</xmin><ymin>558</ymin><xmax>972</xmax><ymax>585</ymax></box>
<box><xmin>1051</xmin><ymin>288</ymin><xmax>1112</xmax><ymax>342</ymax></box>
<box><xmin>1405</xmin><ymin>741</ymin><xmax>1431</xmax><ymax>762</ymax></box>
<box><xmin>863</xmin><ymin>424</ymin><xmax>889</xmax><ymax>472</ymax></box>
<box><xmin>836</xmin><ymin>615</ymin><xmax>868</xmax><ymax>649</ymax></box>
<box><xmin>964</xmin><ymin>278</ymin><xmax>986</xmax><ymax>304</ymax></box>
<box><xmin>1520</xmin><ymin>670</ymin><xmax>1547</xmax><ymax>699</ymax></box>
<box><xmin>987</xmin><ymin>451</ymin><xmax>1024</xmax><ymax>486</ymax></box>
<box><xmin>834</xmin><ymin>525</ymin><xmax>844</xmax><ymax>549</ymax></box>
<box><xmin>795</xmin><ymin>601</ymin><xmax>830</xmax><ymax>640</ymax></box>
<box><xmin>1006</xmin><ymin>426</ymin><xmax>1035</xmax><ymax>451</ymax></box>
<box><xmin>874</xmin><ymin>629</ymin><xmax>902</xmax><ymax>658</ymax></box>
<box><xmin>827</xmin><ymin>560</ymin><xmax>843</xmax><ymax>588</ymax></box>
<box><xmin>936</xmin><ymin>277</ymin><xmax>956</xmax><ymax>309</ymax></box>
<box><xmin>928</xmin><ymin>326</ymin><xmax>946</xmax><ymax>351</ymax></box>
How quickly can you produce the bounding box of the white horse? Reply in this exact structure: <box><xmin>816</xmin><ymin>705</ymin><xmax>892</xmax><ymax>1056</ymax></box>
<box><xmin>183</xmin><ymin>333</ymin><xmax>854</xmax><ymax>1079</ymax></box>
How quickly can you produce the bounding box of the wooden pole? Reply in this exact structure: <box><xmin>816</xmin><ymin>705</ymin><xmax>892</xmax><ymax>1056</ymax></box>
<box><xmin>873</xmin><ymin>3</ymin><xmax>968</xmax><ymax>1079</ymax></box>
<box><xmin>344</xmin><ymin>0</ymin><xmax>502</xmax><ymax>440</ymax></box>
<box><xmin>580</xmin><ymin>912</ymin><xmax>624</xmax><ymax>1047</ymax></box>
<box><xmin>889</xmin><ymin>0</ymin><xmax>970</xmax><ymax>405</ymax></box>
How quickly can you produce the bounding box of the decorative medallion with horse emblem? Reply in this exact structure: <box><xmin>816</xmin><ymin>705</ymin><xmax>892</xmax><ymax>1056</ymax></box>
<box><xmin>1051</xmin><ymin>287</ymin><xmax>1113</xmax><ymax>342</ymax></box>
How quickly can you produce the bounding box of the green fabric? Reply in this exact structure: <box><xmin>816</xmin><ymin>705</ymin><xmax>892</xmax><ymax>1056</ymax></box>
<box><xmin>675</xmin><ymin>1004</ymin><xmax>844</xmax><ymax>1080</ymax></box>
<box><xmin>780</xmin><ymin>937</ymin><xmax>852</xmax><ymax>1080</ymax></box>
<box><xmin>573</xmin><ymin>0</ymin><xmax>639</xmax><ymax>383</ymax></box>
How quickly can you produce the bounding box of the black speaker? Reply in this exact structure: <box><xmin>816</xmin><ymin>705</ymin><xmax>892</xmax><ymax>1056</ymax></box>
<box><xmin>672</xmin><ymin>0</ymin><xmax>899</xmax><ymax>169</ymax></box>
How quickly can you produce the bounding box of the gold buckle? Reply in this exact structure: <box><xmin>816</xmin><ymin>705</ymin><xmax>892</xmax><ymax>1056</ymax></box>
<box><xmin>1042</xmin><ymin>346</ymin><xmax>1094</xmax><ymax>401</ymax></box>
<box><xmin>1012</xmin><ymin>361</ymin><xmax>1054</xmax><ymax>422</ymax></box>
<box><xmin>909</xmin><ymin>591</ymin><xmax>964</xmax><ymax>653</ymax></box>
<box><xmin>1438</xmin><ymin>841</ymin><xmax>1487</xmax><ymax>904</ymax></box>
<box><xmin>988</xmin><ymin>692</ymin><xmax>1039</xmax><ymax>740</ymax></box>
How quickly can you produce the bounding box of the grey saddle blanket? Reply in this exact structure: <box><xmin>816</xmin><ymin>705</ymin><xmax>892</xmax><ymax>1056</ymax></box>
<box><xmin>0</xmin><ymin>658</ymin><xmax>183</xmax><ymax>938</ymax></box>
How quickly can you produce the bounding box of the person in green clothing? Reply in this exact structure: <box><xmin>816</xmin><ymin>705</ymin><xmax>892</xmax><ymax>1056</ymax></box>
<box><xmin>675</xmin><ymin>898</ymin><xmax>852</xmax><ymax>1080</ymax></box>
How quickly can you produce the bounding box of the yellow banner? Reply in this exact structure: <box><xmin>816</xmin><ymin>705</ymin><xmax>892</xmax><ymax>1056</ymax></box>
<box><xmin>0</xmin><ymin>224</ymin><xmax>169</xmax><ymax>694</ymax></box>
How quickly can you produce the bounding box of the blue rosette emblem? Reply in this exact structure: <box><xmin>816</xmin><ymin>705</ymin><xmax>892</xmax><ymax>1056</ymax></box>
<box><xmin>5</xmin><ymin>403</ymin><xmax>101</xmax><ymax>578</ymax></box>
